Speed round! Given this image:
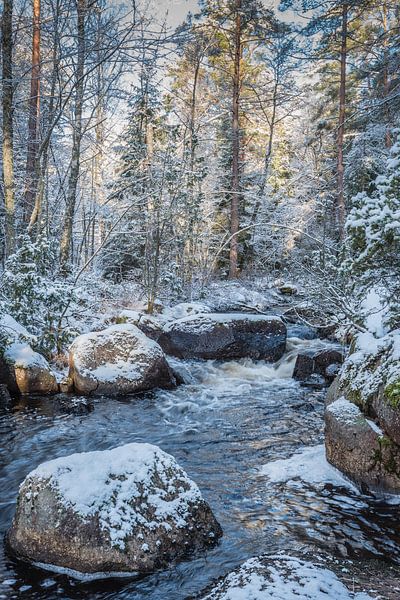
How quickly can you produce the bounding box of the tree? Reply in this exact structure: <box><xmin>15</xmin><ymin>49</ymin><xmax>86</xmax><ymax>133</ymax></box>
<box><xmin>280</xmin><ymin>0</ymin><xmax>372</xmax><ymax>238</ymax></box>
<box><xmin>2</xmin><ymin>0</ymin><xmax>15</xmax><ymax>258</ymax></box>
<box><xmin>195</xmin><ymin>0</ymin><xmax>277</xmax><ymax>277</ymax></box>
<box><xmin>345</xmin><ymin>133</ymin><xmax>400</xmax><ymax>330</ymax></box>
<box><xmin>60</xmin><ymin>0</ymin><xmax>88</xmax><ymax>273</ymax></box>
<box><xmin>24</xmin><ymin>0</ymin><xmax>41</xmax><ymax>223</ymax></box>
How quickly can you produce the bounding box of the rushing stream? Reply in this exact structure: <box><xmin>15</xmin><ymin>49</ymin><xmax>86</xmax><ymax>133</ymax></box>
<box><xmin>1</xmin><ymin>335</ymin><xmax>400</xmax><ymax>599</ymax></box>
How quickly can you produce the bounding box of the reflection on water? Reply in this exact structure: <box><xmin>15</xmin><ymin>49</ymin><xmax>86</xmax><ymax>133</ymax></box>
<box><xmin>0</xmin><ymin>337</ymin><xmax>399</xmax><ymax>598</ymax></box>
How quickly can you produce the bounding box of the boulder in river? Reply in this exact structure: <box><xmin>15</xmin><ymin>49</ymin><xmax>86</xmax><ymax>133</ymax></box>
<box><xmin>325</xmin><ymin>330</ymin><xmax>400</xmax><ymax>494</ymax></box>
<box><xmin>196</xmin><ymin>554</ymin><xmax>374</xmax><ymax>599</ymax></box>
<box><xmin>1</xmin><ymin>342</ymin><xmax>58</xmax><ymax>395</ymax></box>
<box><xmin>157</xmin><ymin>313</ymin><xmax>287</xmax><ymax>361</ymax></box>
<box><xmin>325</xmin><ymin>396</ymin><xmax>400</xmax><ymax>494</ymax></box>
<box><xmin>293</xmin><ymin>348</ymin><xmax>344</xmax><ymax>385</ymax></box>
<box><xmin>7</xmin><ymin>443</ymin><xmax>222</xmax><ymax>577</ymax></box>
<box><xmin>68</xmin><ymin>324</ymin><xmax>176</xmax><ymax>395</ymax></box>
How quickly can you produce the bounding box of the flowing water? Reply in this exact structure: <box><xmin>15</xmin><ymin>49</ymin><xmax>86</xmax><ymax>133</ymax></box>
<box><xmin>0</xmin><ymin>335</ymin><xmax>400</xmax><ymax>599</ymax></box>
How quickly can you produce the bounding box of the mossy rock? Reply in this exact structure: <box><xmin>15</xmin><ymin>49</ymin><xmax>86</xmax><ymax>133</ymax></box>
<box><xmin>385</xmin><ymin>381</ymin><xmax>400</xmax><ymax>409</ymax></box>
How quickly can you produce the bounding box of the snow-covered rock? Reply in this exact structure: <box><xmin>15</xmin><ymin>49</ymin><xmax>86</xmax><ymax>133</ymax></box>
<box><xmin>68</xmin><ymin>324</ymin><xmax>176</xmax><ymax>395</ymax></box>
<box><xmin>325</xmin><ymin>397</ymin><xmax>400</xmax><ymax>493</ymax></box>
<box><xmin>325</xmin><ymin>331</ymin><xmax>400</xmax><ymax>493</ymax></box>
<box><xmin>157</xmin><ymin>313</ymin><xmax>287</xmax><ymax>361</ymax></box>
<box><xmin>198</xmin><ymin>281</ymin><xmax>276</xmax><ymax>313</ymax></box>
<box><xmin>7</xmin><ymin>443</ymin><xmax>222</xmax><ymax>577</ymax></box>
<box><xmin>115</xmin><ymin>310</ymin><xmax>163</xmax><ymax>341</ymax></box>
<box><xmin>1</xmin><ymin>342</ymin><xmax>58</xmax><ymax>395</ymax></box>
<box><xmin>197</xmin><ymin>554</ymin><xmax>374</xmax><ymax>599</ymax></box>
<box><xmin>0</xmin><ymin>314</ymin><xmax>35</xmax><ymax>345</ymax></box>
<box><xmin>160</xmin><ymin>302</ymin><xmax>212</xmax><ymax>322</ymax></box>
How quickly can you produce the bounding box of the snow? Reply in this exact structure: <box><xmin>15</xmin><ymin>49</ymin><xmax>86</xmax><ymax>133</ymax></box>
<box><xmin>260</xmin><ymin>444</ymin><xmax>358</xmax><ymax>491</ymax></box>
<box><xmin>200</xmin><ymin>555</ymin><xmax>375</xmax><ymax>599</ymax></box>
<box><xmin>326</xmin><ymin>397</ymin><xmax>362</xmax><ymax>425</ymax></box>
<box><xmin>70</xmin><ymin>323</ymin><xmax>163</xmax><ymax>382</ymax></box>
<box><xmin>3</xmin><ymin>342</ymin><xmax>50</xmax><ymax>369</ymax></box>
<box><xmin>163</xmin><ymin>313</ymin><xmax>281</xmax><ymax>334</ymax></box>
<box><xmin>89</xmin><ymin>361</ymin><xmax>141</xmax><ymax>382</ymax></box>
<box><xmin>31</xmin><ymin>562</ymin><xmax>137</xmax><ymax>582</ymax></box>
<box><xmin>340</xmin><ymin>330</ymin><xmax>400</xmax><ymax>403</ymax></box>
<box><xmin>0</xmin><ymin>314</ymin><xmax>34</xmax><ymax>344</ymax></box>
<box><xmin>366</xmin><ymin>419</ymin><xmax>383</xmax><ymax>436</ymax></box>
<box><xmin>197</xmin><ymin>281</ymin><xmax>278</xmax><ymax>313</ymax></box>
<box><xmin>24</xmin><ymin>442</ymin><xmax>203</xmax><ymax>551</ymax></box>
<box><xmin>361</xmin><ymin>289</ymin><xmax>388</xmax><ymax>338</ymax></box>
<box><xmin>160</xmin><ymin>302</ymin><xmax>212</xmax><ymax>322</ymax></box>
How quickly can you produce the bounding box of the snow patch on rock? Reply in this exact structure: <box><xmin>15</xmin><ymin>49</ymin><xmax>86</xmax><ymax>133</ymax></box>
<box><xmin>25</xmin><ymin>443</ymin><xmax>203</xmax><ymax>551</ymax></box>
<box><xmin>199</xmin><ymin>555</ymin><xmax>375</xmax><ymax>599</ymax></box>
<box><xmin>4</xmin><ymin>342</ymin><xmax>49</xmax><ymax>369</ymax></box>
<box><xmin>326</xmin><ymin>397</ymin><xmax>362</xmax><ymax>425</ymax></box>
<box><xmin>163</xmin><ymin>313</ymin><xmax>279</xmax><ymax>335</ymax></box>
<box><xmin>0</xmin><ymin>314</ymin><xmax>34</xmax><ymax>344</ymax></box>
<box><xmin>70</xmin><ymin>324</ymin><xmax>163</xmax><ymax>384</ymax></box>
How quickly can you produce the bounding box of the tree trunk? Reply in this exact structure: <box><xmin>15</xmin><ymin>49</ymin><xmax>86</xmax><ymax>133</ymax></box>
<box><xmin>336</xmin><ymin>2</ymin><xmax>348</xmax><ymax>240</ymax></box>
<box><xmin>382</xmin><ymin>1</ymin><xmax>391</xmax><ymax>148</ymax></box>
<box><xmin>2</xmin><ymin>0</ymin><xmax>15</xmax><ymax>258</ymax></box>
<box><xmin>229</xmin><ymin>0</ymin><xmax>242</xmax><ymax>278</ymax></box>
<box><xmin>60</xmin><ymin>0</ymin><xmax>87</xmax><ymax>273</ymax></box>
<box><xmin>251</xmin><ymin>77</ymin><xmax>278</xmax><ymax>226</ymax></box>
<box><xmin>24</xmin><ymin>0</ymin><xmax>41</xmax><ymax>224</ymax></box>
<box><xmin>29</xmin><ymin>0</ymin><xmax>60</xmax><ymax>234</ymax></box>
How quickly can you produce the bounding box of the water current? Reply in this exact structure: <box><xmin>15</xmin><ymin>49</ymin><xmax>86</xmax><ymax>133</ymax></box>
<box><xmin>0</xmin><ymin>335</ymin><xmax>399</xmax><ymax>598</ymax></box>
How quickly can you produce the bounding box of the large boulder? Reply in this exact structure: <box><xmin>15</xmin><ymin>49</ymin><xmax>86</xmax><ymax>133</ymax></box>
<box><xmin>157</xmin><ymin>313</ymin><xmax>287</xmax><ymax>361</ymax></box>
<box><xmin>196</xmin><ymin>554</ymin><xmax>374</xmax><ymax>599</ymax></box>
<box><xmin>293</xmin><ymin>348</ymin><xmax>344</xmax><ymax>385</ymax></box>
<box><xmin>325</xmin><ymin>397</ymin><xmax>400</xmax><ymax>493</ymax></box>
<box><xmin>7</xmin><ymin>443</ymin><xmax>222</xmax><ymax>576</ymax></box>
<box><xmin>68</xmin><ymin>324</ymin><xmax>176</xmax><ymax>395</ymax></box>
<box><xmin>325</xmin><ymin>331</ymin><xmax>400</xmax><ymax>493</ymax></box>
<box><xmin>1</xmin><ymin>342</ymin><xmax>58</xmax><ymax>395</ymax></box>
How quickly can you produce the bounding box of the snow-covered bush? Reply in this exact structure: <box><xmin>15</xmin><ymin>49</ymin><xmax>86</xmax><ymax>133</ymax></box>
<box><xmin>345</xmin><ymin>134</ymin><xmax>400</xmax><ymax>332</ymax></box>
<box><xmin>0</xmin><ymin>235</ymin><xmax>82</xmax><ymax>357</ymax></box>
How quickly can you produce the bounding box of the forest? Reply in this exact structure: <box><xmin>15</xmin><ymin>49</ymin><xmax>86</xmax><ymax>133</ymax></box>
<box><xmin>0</xmin><ymin>0</ymin><xmax>399</xmax><ymax>598</ymax></box>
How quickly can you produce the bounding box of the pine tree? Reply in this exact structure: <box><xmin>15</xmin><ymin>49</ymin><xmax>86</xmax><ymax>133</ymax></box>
<box><xmin>345</xmin><ymin>133</ymin><xmax>400</xmax><ymax>330</ymax></box>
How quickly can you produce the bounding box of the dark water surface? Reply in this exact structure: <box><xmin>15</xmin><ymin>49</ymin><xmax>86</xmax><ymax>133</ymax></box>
<box><xmin>0</xmin><ymin>338</ymin><xmax>399</xmax><ymax>599</ymax></box>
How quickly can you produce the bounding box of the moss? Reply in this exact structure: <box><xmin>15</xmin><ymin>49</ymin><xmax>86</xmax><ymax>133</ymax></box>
<box><xmin>378</xmin><ymin>435</ymin><xmax>393</xmax><ymax>449</ymax></box>
<box><xmin>375</xmin><ymin>435</ymin><xmax>400</xmax><ymax>478</ymax></box>
<box><xmin>114</xmin><ymin>316</ymin><xmax>128</xmax><ymax>325</ymax></box>
<box><xmin>385</xmin><ymin>381</ymin><xmax>400</xmax><ymax>409</ymax></box>
<box><xmin>344</xmin><ymin>387</ymin><xmax>364</xmax><ymax>408</ymax></box>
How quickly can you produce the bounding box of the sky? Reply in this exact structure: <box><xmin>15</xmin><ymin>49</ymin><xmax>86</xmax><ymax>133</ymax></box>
<box><xmin>152</xmin><ymin>0</ymin><xmax>293</xmax><ymax>29</ymax></box>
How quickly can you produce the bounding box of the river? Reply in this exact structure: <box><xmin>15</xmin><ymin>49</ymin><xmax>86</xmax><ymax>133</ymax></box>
<box><xmin>0</xmin><ymin>335</ymin><xmax>399</xmax><ymax>598</ymax></box>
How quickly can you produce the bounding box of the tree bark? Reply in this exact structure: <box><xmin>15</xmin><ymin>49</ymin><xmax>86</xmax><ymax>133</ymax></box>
<box><xmin>28</xmin><ymin>0</ymin><xmax>61</xmax><ymax>234</ymax></box>
<box><xmin>382</xmin><ymin>1</ymin><xmax>391</xmax><ymax>148</ymax></box>
<box><xmin>60</xmin><ymin>0</ymin><xmax>87</xmax><ymax>273</ymax></box>
<box><xmin>229</xmin><ymin>0</ymin><xmax>242</xmax><ymax>278</ymax></box>
<box><xmin>2</xmin><ymin>0</ymin><xmax>15</xmax><ymax>257</ymax></box>
<box><xmin>24</xmin><ymin>0</ymin><xmax>41</xmax><ymax>223</ymax></box>
<box><xmin>336</xmin><ymin>2</ymin><xmax>348</xmax><ymax>240</ymax></box>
